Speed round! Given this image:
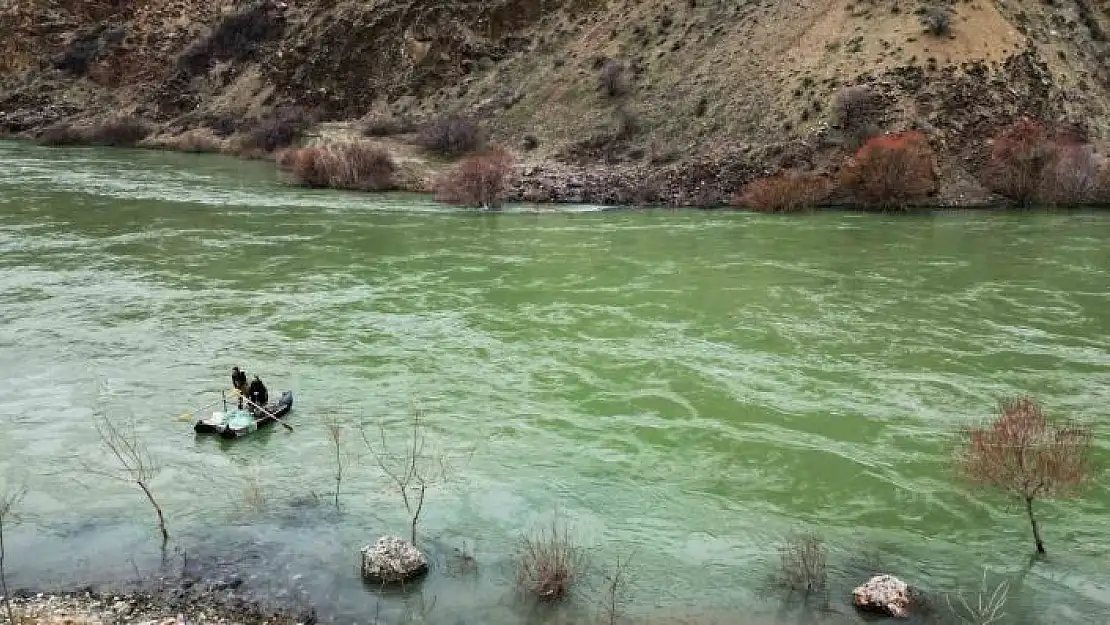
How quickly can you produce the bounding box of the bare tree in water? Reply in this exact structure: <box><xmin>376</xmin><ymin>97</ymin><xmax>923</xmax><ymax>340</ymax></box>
<box><xmin>360</xmin><ymin>410</ymin><xmax>450</xmax><ymax>545</ymax></box>
<box><xmin>323</xmin><ymin>413</ymin><xmax>350</xmax><ymax>511</ymax></box>
<box><xmin>1</xmin><ymin>480</ymin><xmax>26</xmax><ymax>625</ymax></box>
<box><xmin>92</xmin><ymin>414</ymin><xmax>169</xmax><ymax>548</ymax></box>
<box><xmin>956</xmin><ymin>396</ymin><xmax>1094</xmax><ymax>555</ymax></box>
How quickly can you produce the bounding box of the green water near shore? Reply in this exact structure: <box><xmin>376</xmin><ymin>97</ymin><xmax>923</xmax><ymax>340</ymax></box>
<box><xmin>0</xmin><ymin>140</ymin><xmax>1108</xmax><ymax>624</ymax></box>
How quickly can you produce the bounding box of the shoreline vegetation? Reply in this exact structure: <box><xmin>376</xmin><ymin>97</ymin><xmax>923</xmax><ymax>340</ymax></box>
<box><xmin>3</xmin><ymin>108</ymin><xmax>1109</xmax><ymax>213</ymax></box>
<box><xmin>0</xmin><ymin>397</ymin><xmax>1097</xmax><ymax>625</ymax></box>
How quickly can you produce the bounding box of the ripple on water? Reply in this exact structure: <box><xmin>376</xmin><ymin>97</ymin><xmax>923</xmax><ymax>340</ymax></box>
<box><xmin>1</xmin><ymin>141</ymin><xmax>1110</xmax><ymax>623</ymax></box>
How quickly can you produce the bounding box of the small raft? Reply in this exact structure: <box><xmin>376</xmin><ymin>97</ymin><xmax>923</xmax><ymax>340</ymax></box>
<box><xmin>194</xmin><ymin>391</ymin><xmax>294</xmax><ymax>439</ymax></box>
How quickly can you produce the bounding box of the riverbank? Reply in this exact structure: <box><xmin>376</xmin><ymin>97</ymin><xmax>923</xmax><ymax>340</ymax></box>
<box><xmin>3</xmin><ymin>584</ymin><xmax>312</xmax><ymax>625</ymax></box>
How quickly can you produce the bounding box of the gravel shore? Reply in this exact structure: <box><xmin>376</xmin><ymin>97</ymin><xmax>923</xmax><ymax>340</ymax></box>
<box><xmin>3</xmin><ymin>585</ymin><xmax>313</xmax><ymax>625</ymax></box>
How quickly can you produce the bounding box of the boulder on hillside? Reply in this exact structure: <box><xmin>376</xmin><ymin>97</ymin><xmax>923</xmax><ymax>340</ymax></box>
<box><xmin>359</xmin><ymin>536</ymin><xmax>428</xmax><ymax>585</ymax></box>
<box><xmin>853</xmin><ymin>574</ymin><xmax>911</xmax><ymax>618</ymax></box>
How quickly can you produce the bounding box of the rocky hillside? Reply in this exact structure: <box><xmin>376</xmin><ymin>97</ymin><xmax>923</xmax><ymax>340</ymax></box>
<box><xmin>1</xmin><ymin>0</ymin><xmax>1109</xmax><ymax>206</ymax></box>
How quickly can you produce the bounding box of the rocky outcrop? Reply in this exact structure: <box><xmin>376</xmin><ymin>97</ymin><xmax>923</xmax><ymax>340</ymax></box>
<box><xmin>853</xmin><ymin>574</ymin><xmax>911</xmax><ymax>618</ymax></box>
<box><xmin>359</xmin><ymin>536</ymin><xmax>428</xmax><ymax>585</ymax></box>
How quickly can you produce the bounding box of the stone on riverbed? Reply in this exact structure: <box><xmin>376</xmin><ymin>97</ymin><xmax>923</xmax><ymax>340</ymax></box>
<box><xmin>359</xmin><ymin>536</ymin><xmax>429</xmax><ymax>584</ymax></box>
<box><xmin>853</xmin><ymin>574</ymin><xmax>911</xmax><ymax>618</ymax></box>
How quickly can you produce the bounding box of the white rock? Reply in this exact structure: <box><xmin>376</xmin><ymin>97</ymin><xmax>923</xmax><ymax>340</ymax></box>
<box><xmin>359</xmin><ymin>535</ymin><xmax>429</xmax><ymax>584</ymax></box>
<box><xmin>853</xmin><ymin>574</ymin><xmax>911</xmax><ymax>618</ymax></box>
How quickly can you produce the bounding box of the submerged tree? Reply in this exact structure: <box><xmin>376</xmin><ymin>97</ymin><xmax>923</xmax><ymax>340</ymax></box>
<box><xmin>0</xmin><ymin>480</ymin><xmax>26</xmax><ymax>625</ymax></box>
<box><xmin>956</xmin><ymin>396</ymin><xmax>1094</xmax><ymax>555</ymax></box>
<box><xmin>323</xmin><ymin>413</ymin><xmax>350</xmax><ymax>511</ymax></box>
<box><xmin>360</xmin><ymin>410</ymin><xmax>448</xmax><ymax>545</ymax></box>
<box><xmin>92</xmin><ymin>414</ymin><xmax>169</xmax><ymax>548</ymax></box>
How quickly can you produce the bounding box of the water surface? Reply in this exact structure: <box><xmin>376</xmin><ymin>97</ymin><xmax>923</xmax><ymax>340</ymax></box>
<box><xmin>1</xmin><ymin>141</ymin><xmax>1108</xmax><ymax>624</ymax></box>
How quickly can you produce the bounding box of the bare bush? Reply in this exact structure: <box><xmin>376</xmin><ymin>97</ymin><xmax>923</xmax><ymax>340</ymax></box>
<box><xmin>598</xmin><ymin>60</ymin><xmax>627</xmax><ymax>97</ymax></box>
<box><xmin>516</xmin><ymin>519</ymin><xmax>586</xmax><ymax>602</ymax></box>
<box><xmin>144</xmin><ymin>128</ymin><xmax>227</xmax><ymax>154</ymax></box>
<box><xmin>599</xmin><ymin>553</ymin><xmax>634</xmax><ymax>625</ymax></box>
<box><xmin>956</xmin><ymin>396</ymin><xmax>1094</xmax><ymax>555</ymax></box>
<box><xmin>36</xmin><ymin>116</ymin><xmax>152</xmax><ymax>148</ymax></box>
<box><xmin>833</xmin><ymin>86</ymin><xmax>884</xmax><ymax>145</ymax></box>
<box><xmin>945</xmin><ymin>570</ymin><xmax>1009</xmax><ymax>625</ymax></box>
<box><xmin>982</xmin><ymin>117</ymin><xmax>1107</xmax><ymax>206</ymax></box>
<box><xmin>91</xmin><ymin>414</ymin><xmax>168</xmax><ymax>547</ymax></box>
<box><xmin>736</xmin><ymin>170</ymin><xmax>834</xmax><ymax>212</ymax></box>
<box><xmin>277</xmin><ymin>144</ymin><xmax>396</xmax><ymax>191</ymax></box>
<box><xmin>1039</xmin><ymin>143</ymin><xmax>1103</xmax><ymax>205</ymax></box>
<box><xmin>434</xmin><ymin>147</ymin><xmax>516</xmax><ymax>209</ymax></box>
<box><xmin>323</xmin><ymin>413</ymin><xmax>350</xmax><ymax>511</ymax></box>
<box><xmin>923</xmin><ymin>7</ymin><xmax>952</xmax><ymax>36</ymax></box>
<box><xmin>89</xmin><ymin>116</ymin><xmax>153</xmax><ymax>147</ymax></box>
<box><xmin>770</xmin><ymin>532</ymin><xmax>827</xmax><ymax>598</ymax></box>
<box><xmin>238</xmin><ymin>108</ymin><xmax>310</xmax><ymax>154</ymax></box>
<box><xmin>35</xmin><ymin>122</ymin><xmax>87</xmax><ymax>147</ymax></box>
<box><xmin>417</xmin><ymin>114</ymin><xmax>484</xmax><ymax>157</ymax></box>
<box><xmin>840</xmin><ymin>130</ymin><xmax>936</xmax><ymax>209</ymax></box>
<box><xmin>1</xmin><ymin>481</ymin><xmax>26</xmax><ymax>625</ymax></box>
<box><xmin>360</xmin><ymin>410</ymin><xmax>448</xmax><ymax>544</ymax></box>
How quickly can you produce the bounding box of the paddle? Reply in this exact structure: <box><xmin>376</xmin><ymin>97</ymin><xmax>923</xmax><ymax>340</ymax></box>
<box><xmin>234</xmin><ymin>388</ymin><xmax>294</xmax><ymax>432</ymax></box>
<box><xmin>176</xmin><ymin>397</ymin><xmax>225</xmax><ymax>422</ymax></box>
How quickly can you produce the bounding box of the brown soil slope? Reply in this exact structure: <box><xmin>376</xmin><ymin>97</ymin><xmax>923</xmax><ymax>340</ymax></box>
<box><xmin>1</xmin><ymin>0</ymin><xmax>1108</xmax><ymax>205</ymax></box>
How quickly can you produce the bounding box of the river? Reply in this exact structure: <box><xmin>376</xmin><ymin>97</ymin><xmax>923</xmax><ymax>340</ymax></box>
<box><xmin>0</xmin><ymin>140</ymin><xmax>1108</xmax><ymax>625</ymax></box>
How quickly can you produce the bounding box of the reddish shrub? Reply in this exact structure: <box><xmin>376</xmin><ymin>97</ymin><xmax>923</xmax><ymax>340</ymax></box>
<box><xmin>736</xmin><ymin>170</ymin><xmax>834</xmax><ymax>213</ymax></box>
<box><xmin>277</xmin><ymin>147</ymin><xmax>331</xmax><ymax>187</ymax></box>
<box><xmin>984</xmin><ymin>117</ymin><xmax>1057</xmax><ymax>205</ymax></box>
<box><xmin>983</xmin><ymin>117</ymin><xmax>1107</xmax><ymax>206</ymax></box>
<box><xmin>276</xmin><ymin>143</ymin><xmax>396</xmax><ymax>192</ymax></box>
<box><xmin>434</xmin><ymin>147</ymin><xmax>516</xmax><ymax>208</ymax></box>
<box><xmin>840</xmin><ymin>131</ymin><xmax>936</xmax><ymax>209</ymax></box>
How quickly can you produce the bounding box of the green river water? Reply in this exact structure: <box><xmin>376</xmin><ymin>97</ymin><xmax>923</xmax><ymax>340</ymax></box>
<box><xmin>0</xmin><ymin>140</ymin><xmax>1108</xmax><ymax>624</ymax></box>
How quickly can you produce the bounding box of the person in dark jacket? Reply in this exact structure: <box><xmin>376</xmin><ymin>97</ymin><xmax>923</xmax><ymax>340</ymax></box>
<box><xmin>247</xmin><ymin>375</ymin><xmax>268</xmax><ymax>410</ymax></box>
<box><xmin>231</xmin><ymin>366</ymin><xmax>248</xmax><ymax>408</ymax></box>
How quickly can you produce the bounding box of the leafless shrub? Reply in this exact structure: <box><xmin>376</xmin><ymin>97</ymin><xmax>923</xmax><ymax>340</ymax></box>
<box><xmin>359</xmin><ymin>410</ymin><xmax>449</xmax><ymax>544</ymax></box>
<box><xmin>323</xmin><ymin>413</ymin><xmax>350</xmax><ymax>511</ymax></box>
<box><xmin>982</xmin><ymin>117</ymin><xmax>1107</xmax><ymax>206</ymax></box>
<box><xmin>242</xmin><ymin>468</ymin><xmax>266</xmax><ymax>512</ymax></box>
<box><xmin>417</xmin><ymin>113</ymin><xmax>484</xmax><ymax>157</ymax></box>
<box><xmin>1040</xmin><ymin>143</ymin><xmax>1103</xmax><ymax>205</ymax></box>
<box><xmin>36</xmin><ymin>116</ymin><xmax>152</xmax><ymax>148</ymax></box>
<box><xmin>434</xmin><ymin>146</ymin><xmax>516</xmax><ymax>209</ymax></box>
<box><xmin>833</xmin><ymin>86</ymin><xmax>883</xmax><ymax>145</ymax></box>
<box><xmin>1</xmin><ymin>480</ymin><xmax>26</xmax><ymax>625</ymax></box>
<box><xmin>598</xmin><ymin>60</ymin><xmax>627</xmax><ymax>97</ymax></box>
<box><xmin>238</xmin><ymin>108</ymin><xmax>310</xmax><ymax>154</ymax></box>
<box><xmin>90</xmin><ymin>414</ymin><xmax>168</xmax><ymax>547</ymax></box>
<box><xmin>142</xmin><ymin>128</ymin><xmax>227</xmax><ymax>153</ymax></box>
<box><xmin>276</xmin><ymin>144</ymin><xmax>396</xmax><ymax>191</ymax></box>
<box><xmin>516</xmin><ymin>518</ymin><xmax>586</xmax><ymax>602</ymax></box>
<box><xmin>922</xmin><ymin>7</ymin><xmax>952</xmax><ymax>36</ymax></box>
<box><xmin>736</xmin><ymin>170</ymin><xmax>834</xmax><ymax>212</ymax></box>
<box><xmin>36</xmin><ymin>122</ymin><xmax>88</xmax><ymax>147</ymax></box>
<box><xmin>770</xmin><ymin>532</ymin><xmax>827</xmax><ymax>598</ymax></box>
<box><xmin>956</xmin><ymin>396</ymin><xmax>1094</xmax><ymax>555</ymax></box>
<box><xmin>945</xmin><ymin>570</ymin><xmax>1009</xmax><ymax>625</ymax></box>
<box><xmin>599</xmin><ymin>552</ymin><xmax>634</xmax><ymax>625</ymax></box>
<box><xmin>89</xmin><ymin>116</ymin><xmax>153</xmax><ymax>147</ymax></box>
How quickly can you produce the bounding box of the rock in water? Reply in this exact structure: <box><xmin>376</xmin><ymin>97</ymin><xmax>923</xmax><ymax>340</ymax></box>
<box><xmin>360</xmin><ymin>536</ymin><xmax>429</xmax><ymax>584</ymax></box>
<box><xmin>853</xmin><ymin>574</ymin><xmax>911</xmax><ymax>618</ymax></box>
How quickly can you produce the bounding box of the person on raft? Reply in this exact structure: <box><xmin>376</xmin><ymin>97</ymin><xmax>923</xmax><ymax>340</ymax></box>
<box><xmin>231</xmin><ymin>366</ymin><xmax>248</xmax><ymax>409</ymax></box>
<box><xmin>247</xmin><ymin>375</ymin><xmax>268</xmax><ymax>410</ymax></box>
